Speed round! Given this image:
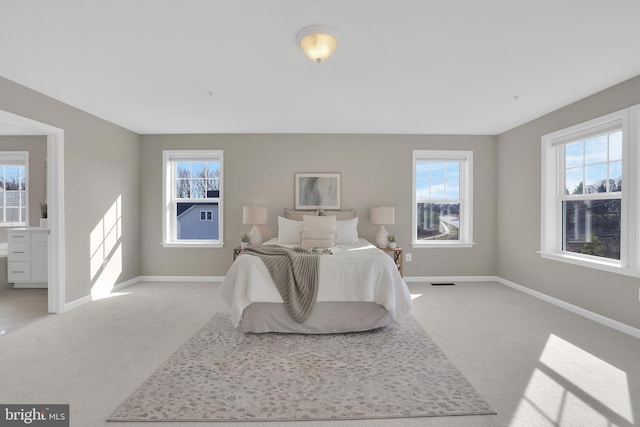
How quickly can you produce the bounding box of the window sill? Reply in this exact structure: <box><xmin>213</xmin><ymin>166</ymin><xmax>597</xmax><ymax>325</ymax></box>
<box><xmin>163</xmin><ymin>241</ymin><xmax>225</xmax><ymax>249</ymax></box>
<box><xmin>539</xmin><ymin>251</ymin><xmax>640</xmax><ymax>278</ymax></box>
<box><xmin>411</xmin><ymin>242</ymin><xmax>475</xmax><ymax>248</ymax></box>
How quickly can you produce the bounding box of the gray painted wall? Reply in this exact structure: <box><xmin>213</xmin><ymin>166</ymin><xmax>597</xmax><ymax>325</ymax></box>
<box><xmin>2</xmin><ymin>70</ymin><xmax>638</xmax><ymax>333</ymax></box>
<box><xmin>0</xmin><ymin>76</ymin><xmax>141</xmax><ymax>303</ymax></box>
<box><xmin>140</xmin><ymin>134</ymin><xmax>497</xmax><ymax>278</ymax></box>
<box><xmin>497</xmin><ymin>74</ymin><xmax>640</xmax><ymax>330</ymax></box>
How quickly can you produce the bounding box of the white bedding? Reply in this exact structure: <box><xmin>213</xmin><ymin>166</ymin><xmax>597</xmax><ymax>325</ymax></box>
<box><xmin>220</xmin><ymin>238</ymin><xmax>412</xmax><ymax>327</ymax></box>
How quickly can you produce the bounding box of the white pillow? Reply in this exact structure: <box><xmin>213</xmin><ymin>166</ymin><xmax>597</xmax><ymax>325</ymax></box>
<box><xmin>302</xmin><ymin>215</ymin><xmax>336</xmax><ymax>247</ymax></box>
<box><xmin>300</xmin><ymin>231</ymin><xmax>336</xmax><ymax>249</ymax></box>
<box><xmin>277</xmin><ymin>216</ymin><xmax>303</xmax><ymax>244</ymax></box>
<box><xmin>336</xmin><ymin>217</ymin><xmax>359</xmax><ymax>244</ymax></box>
<box><xmin>303</xmin><ymin>215</ymin><xmax>336</xmax><ymax>233</ymax></box>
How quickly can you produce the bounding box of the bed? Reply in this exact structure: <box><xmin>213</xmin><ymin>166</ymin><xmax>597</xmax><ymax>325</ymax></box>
<box><xmin>220</xmin><ymin>212</ymin><xmax>412</xmax><ymax>334</ymax></box>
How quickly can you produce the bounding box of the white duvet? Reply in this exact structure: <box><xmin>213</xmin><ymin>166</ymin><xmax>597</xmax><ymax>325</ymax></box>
<box><xmin>220</xmin><ymin>238</ymin><xmax>412</xmax><ymax>327</ymax></box>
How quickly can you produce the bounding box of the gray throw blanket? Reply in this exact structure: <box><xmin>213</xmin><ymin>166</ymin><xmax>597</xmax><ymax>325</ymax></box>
<box><xmin>242</xmin><ymin>245</ymin><xmax>322</xmax><ymax>323</ymax></box>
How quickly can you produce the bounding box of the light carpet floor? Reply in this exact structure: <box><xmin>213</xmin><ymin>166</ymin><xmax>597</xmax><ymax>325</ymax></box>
<box><xmin>108</xmin><ymin>313</ymin><xmax>494</xmax><ymax>422</ymax></box>
<box><xmin>1</xmin><ymin>280</ymin><xmax>639</xmax><ymax>426</ymax></box>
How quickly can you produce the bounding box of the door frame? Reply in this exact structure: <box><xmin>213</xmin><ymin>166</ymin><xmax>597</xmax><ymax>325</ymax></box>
<box><xmin>0</xmin><ymin>110</ymin><xmax>65</xmax><ymax>313</ymax></box>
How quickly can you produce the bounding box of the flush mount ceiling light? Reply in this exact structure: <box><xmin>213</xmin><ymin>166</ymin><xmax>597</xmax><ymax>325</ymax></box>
<box><xmin>296</xmin><ymin>25</ymin><xmax>341</xmax><ymax>63</ymax></box>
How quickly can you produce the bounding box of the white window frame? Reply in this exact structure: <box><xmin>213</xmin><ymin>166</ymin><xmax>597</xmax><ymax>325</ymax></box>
<box><xmin>199</xmin><ymin>210</ymin><xmax>214</xmax><ymax>221</ymax></box>
<box><xmin>541</xmin><ymin>106</ymin><xmax>640</xmax><ymax>277</ymax></box>
<box><xmin>162</xmin><ymin>150</ymin><xmax>224</xmax><ymax>248</ymax></box>
<box><xmin>0</xmin><ymin>151</ymin><xmax>29</xmax><ymax>227</ymax></box>
<box><xmin>412</xmin><ymin>150</ymin><xmax>473</xmax><ymax>248</ymax></box>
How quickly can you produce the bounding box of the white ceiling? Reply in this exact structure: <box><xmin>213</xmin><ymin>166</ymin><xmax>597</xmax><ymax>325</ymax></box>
<box><xmin>2</xmin><ymin>0</ymin><xmax>640</xmax><ymax>136</ymax></box>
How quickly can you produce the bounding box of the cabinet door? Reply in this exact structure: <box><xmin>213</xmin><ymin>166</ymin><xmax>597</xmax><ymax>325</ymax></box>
<box><xmin>31</xmin><ymin>242</ymin><xmax>48</xmax><ymax>283</ymax></box>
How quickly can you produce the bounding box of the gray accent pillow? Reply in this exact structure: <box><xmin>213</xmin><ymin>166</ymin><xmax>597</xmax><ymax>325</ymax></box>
<box><xmin>320</xmin><ymin>208</ymin><xmax>356</xmax><ymax>220</ymax></box>
<box><xmin>285</xmin><ymin>208</ymin><xmax>319</xmax><ymax>220</ymax></box>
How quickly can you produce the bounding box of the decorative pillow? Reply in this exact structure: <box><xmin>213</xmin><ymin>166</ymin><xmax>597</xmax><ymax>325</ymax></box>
<box><xmin>301</xmin><ymin>230</ymin><xmax>336</xmax><ymax>241</ymax></box>
<box><xmin>277</xmin><ymin>216</ymin><xmax>303</xmax><ymax>244</ymax></box>
<box><xmin>300</xmin><ymin>238</ymin><xmax>335</xmax><ymax>249</ymax></box>
<box><xmin>303</xmin><ymin>214</ymin><xmax>336</xmax><ymax>232</ymax></box>
<box><xmin>285</xmin><ymin>208</ymin><xmax>319</xmax><ymax>220</ymax></box>
<box><xmin>335</xmin><ymin>217</ymin><xmax>359</xmax><ymax>244</ymax></box>
<box><xmin>319</xmin><ymin>209</ymin><xmax>356</xmax><ymax>220</ymax></box>
<box><xmin>302</xmin><ymin>215</ymin><xmax>336</xmax><ymax>248</ymax></box>
<box><xmin>300</xmin><ymin>231</ymin><xmax>336</xmax><ymax>249</ymax></box>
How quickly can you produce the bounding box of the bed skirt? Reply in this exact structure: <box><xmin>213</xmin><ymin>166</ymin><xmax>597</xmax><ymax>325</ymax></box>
<box><xmin>240</xmin><ymin>302</ymin><xmax>392</xmax><ymax>334</ymax></box>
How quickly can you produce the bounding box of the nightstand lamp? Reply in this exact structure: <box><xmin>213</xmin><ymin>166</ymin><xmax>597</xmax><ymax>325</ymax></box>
<box><xmin>371</xmin><ymin>206</ymin><xmax>395</xmax><ymax>248</ymax></box>
<box><xmin>243</xmin><ymin>206</ymin><xmax>267</xmax><ymax>245</ymax></box>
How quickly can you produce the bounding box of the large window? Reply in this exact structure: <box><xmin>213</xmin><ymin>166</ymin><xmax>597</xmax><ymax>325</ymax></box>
<box><xmin>562</xmin><ymin>129</ymin><xmax>622</xmax><ymax>260</ymax></box>
<box><xmin>163</xmin><ymin>150</ymin><xmax>223</xmax><ymax>247</ymax></box>
<box><xmin>412</xmin><ymin>150</ymin><xmax>473</xmax><ymax>247</ymax></box>
<box><xmin>0</xmin><ymin>152</ymin><xmax>28</xmax><ymax>226</ymax></box>
<box><xmin>541</xmin><ymin>105</ymin><xmax>640</xmax><ymax>276</ymax></box>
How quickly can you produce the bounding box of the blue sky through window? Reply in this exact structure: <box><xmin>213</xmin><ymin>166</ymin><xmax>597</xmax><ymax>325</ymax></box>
<box><xmin>564</xmin><ymin>130</ymin><xmax>622</xmax><ymax>195</ymax></box>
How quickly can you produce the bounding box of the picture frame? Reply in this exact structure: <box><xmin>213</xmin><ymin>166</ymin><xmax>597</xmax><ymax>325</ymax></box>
<box><xmin>294</xmin><ymin>173</ymin><xmax>341</xmax><ymax>210</ymax></box>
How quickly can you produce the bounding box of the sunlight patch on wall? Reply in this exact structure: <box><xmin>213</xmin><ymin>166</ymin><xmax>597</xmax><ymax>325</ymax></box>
<box><xmin>511</xmin><ymin>334</ymin><xmax>633</xmax><ymax>426</ymax></box>
<box><xmin>90</xmin><ymin>196</ymin><xmax>123</xmax><ymax>298</ymax></box>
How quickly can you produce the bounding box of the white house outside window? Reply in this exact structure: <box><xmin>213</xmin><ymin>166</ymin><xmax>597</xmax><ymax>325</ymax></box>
<box><xmin>0</xmin><ymin>151</ymin><xmax>28</xmax><ymax>226</ymax></box>
<box><xmin>541</xmin><ymin>105</ymin><xmax>640</xmax><ymax>276</ymax></box>
<box><xmin>163</xmin><ymin>150</ymin><xmax>223</xmax><ymax>247</ymax></box>
<box><xmin>412</xmin><ymin>150</ymin><xmax>473</xmax><ymax>247</ymax></box>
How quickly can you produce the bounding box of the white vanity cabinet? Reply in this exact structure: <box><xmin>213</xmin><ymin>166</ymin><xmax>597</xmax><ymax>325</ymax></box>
<box><xmin>7</xmin><ymin>228</ymin><xmax>48</xmax><ymax>288</ymax></box>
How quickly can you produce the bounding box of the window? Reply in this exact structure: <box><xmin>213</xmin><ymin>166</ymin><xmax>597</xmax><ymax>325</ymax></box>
<box><xmin>541</xmin><ymin>105</ymin><xmax>640</xmax><ymax>276</ymax></box>
<box><xmin>412</xmin><ymin>150</ymin><xmax>473</xmax><ymax>247</ymax></box>
<box><xmin>0</xmin><ymin>152</ymin><xmax>28</xmax><ymax>227</ymax></box>
<box><xmin>562</xmin><ymin>129</ymin><xmax>622</xmax><ymax>260</ymax></box>
<box><xmin>200</xmin><ymin>210</ymin><xmax>213</xmax><ymax>221</ymax></box>
<box><xmin>163</xmin><ymin>150</ymin><xmax>223</xmax><ymax>247</ymax></box>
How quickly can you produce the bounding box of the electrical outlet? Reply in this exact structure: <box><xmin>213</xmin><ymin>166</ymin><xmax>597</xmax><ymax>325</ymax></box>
<box><xmin>405</xmin><ymin>253</ymin><xmax>412</xmax><ymax>262</ymax></box>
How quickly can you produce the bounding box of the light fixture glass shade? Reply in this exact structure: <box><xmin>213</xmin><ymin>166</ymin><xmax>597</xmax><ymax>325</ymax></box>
<box><xmin>370</xmin><ymin>206</ymin><xmax>395</xmax><ymax>225</ymax></box>
<box><xmin>296</xmin><ymin>26</ymin><xmax>340</xmax><ymax>63</ymax></box>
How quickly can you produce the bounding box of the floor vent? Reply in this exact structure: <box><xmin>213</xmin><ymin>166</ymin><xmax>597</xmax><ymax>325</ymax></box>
<box><xmin>431</xmin><ymin>282</ymin><xmax>456</xmax><ymax>286</ymax></box>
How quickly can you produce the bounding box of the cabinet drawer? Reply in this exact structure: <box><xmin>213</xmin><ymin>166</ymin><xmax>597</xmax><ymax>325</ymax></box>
<box><xmin>8</xmin><ymin>243</ymin><xmax>30</xmax><ymax>261</ymax></box>
<box><xmin>8</xmin><ymin>262</ymin><xmax>31</xmax><ymax>282</ymax></box>
<box><xmin>8</xmin><ymin>232</ymin><xmax>30</xmax><ymax>243</ymax></box>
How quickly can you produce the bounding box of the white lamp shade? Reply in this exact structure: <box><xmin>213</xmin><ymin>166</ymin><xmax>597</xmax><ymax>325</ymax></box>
<box><xmin>370</xmin><ymin>207</ymin><xmax>395</xmax><ymax>225</ymax></box>
<box><xmin>243</xmin><ymin>206</ymin><xmax>267</xmax><ymax>225</ymax></box>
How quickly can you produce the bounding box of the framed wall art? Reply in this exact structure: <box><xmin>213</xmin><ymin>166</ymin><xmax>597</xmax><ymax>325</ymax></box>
<box><xmin>294</xmin><ymin>173</ymin><xmax>341</xmax><ymax>210</ymax></box>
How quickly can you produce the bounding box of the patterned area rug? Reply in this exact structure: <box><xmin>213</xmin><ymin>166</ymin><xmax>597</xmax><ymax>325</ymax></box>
<box><xmin>108</xmin><ymin>313</ymin><xmax>495</xmax><ymax>422</ymax></box>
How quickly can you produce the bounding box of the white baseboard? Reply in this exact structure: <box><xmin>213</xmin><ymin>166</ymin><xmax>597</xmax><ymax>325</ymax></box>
<box><xmin>64</xmin><ymin>294</ymin><xmax>92</xmax><ymax>311</ymax></box>
<box><xmin>405</xmin><ymin>275</ymin><xmax>639</xmax><ymax>339</ymax></box>
<box><xmin>112</xmin><ymin>276</ymin><xmax>143</xmax><ymax>292</ymax></box>
<box><xmin>495</xmin><ymin>277</ymin><xmax>640</xmax><ymax>340</ymax></box>
<box><xmin>138</xmin><ymin>275</ymin><xmax>225</xmax><ymax>283</ymax></box>
<box><xmin>62</xmin><ymin>276</ymin><xmax>223</xmax><ymax>312</ymax></box>
<box><xmin>403</xmin><ymin>275</ymin><xmax>498</xmax><ymax>283</ymax></box>
<box><xmin>61</xmin><ymin>274</ymin><xmax>640</xmax><ymax>340</ymax></box>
